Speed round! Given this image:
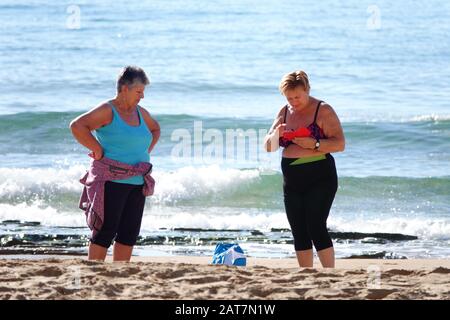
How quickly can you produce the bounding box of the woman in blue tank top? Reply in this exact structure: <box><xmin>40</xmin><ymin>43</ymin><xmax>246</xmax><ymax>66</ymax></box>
<box><xmin>70</xmin><ymin>66</ymin><xmax>161</xmax><ymax>262</ymax></box>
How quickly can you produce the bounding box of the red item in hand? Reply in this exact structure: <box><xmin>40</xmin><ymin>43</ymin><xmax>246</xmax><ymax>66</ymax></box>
<box><xmin>282</xmin><ymin>127</ymin><xmax>311</xmax><ymax>141</ymax></box>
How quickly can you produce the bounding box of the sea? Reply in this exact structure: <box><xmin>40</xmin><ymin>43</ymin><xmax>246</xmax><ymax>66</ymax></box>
<box><xmin>1</xmin><ymin>0</ymin><xmax>449</xmax><ymax>259</ymax></box>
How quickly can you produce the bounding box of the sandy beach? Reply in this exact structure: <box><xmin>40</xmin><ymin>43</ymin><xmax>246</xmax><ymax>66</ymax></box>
<box><xmin>0</xmin><ymin>256</ymin><xmax>448</xmax><ymax>300</ymax></box>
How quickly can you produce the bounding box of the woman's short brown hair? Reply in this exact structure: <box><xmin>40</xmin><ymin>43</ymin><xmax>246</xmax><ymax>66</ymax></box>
<box><xmin>279</xmin><ymin>70</ymin><xmax>310</xmax><ymax>94</ymax></box>
<box><xmin>116</xmin><ymin>65</ymin><xmax>150</xmax><ymax>93</ymax></box>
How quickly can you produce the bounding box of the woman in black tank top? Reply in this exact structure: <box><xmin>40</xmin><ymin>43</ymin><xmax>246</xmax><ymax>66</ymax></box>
<box><xmin>264</xmin><ymin>70</ymin><xmax>346</xmax><ymax>269</ymax></box>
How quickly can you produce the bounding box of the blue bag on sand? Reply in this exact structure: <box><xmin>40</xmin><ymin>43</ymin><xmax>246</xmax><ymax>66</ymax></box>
<box><xmin>212</xmin><ymin>243</ymin><xmax>246</xmax><ymax>266</ymax></box>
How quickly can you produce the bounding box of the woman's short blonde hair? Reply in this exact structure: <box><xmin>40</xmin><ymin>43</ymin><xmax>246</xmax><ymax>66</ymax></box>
<box><xmin>279</xmin><ymin>70</ymin><xmax>310</xmax><ymax>94</ymax></box>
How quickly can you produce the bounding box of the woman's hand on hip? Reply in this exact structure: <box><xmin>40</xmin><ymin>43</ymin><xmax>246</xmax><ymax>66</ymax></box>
<box><xmin>88</xmin><ymin>146</ymin><xmax>104</xmax><ymax>160</ymax></box>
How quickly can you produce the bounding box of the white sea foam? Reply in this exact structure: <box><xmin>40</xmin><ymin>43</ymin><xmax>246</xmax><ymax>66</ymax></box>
<box><xmin>0</xmin><ymin>166</ymin><xmax>86</xmax><ymax>197</ymax></box>
<box><xmin>0</xmin><ymin>165</ymin><xmax>263</xmax><ymax>203</ymax></box>
<box><xmin>150</xmin><ymin>165</ymin><xmax>261</xmax><ymax>204</ymax></box>
<box><xmin>0</xmin><ymin>202</ymin><xmax>85</xmax><ymax>227</ymax></box>
<box><xmin>409</xmin><ymin>114</ymin><xmax>450</xmax><ymax>122</ymax></box>
<box><xmin>1</xmin><ymin>201</ymin><xmax>449</xmax><ymax>241</ymax></box>
<box><xmin>329</xmin><ymin>216</ymin><xmax>450</xmax><ymax>241</ymax></box>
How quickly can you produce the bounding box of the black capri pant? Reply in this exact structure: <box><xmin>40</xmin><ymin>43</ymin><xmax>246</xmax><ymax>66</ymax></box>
<box><xmin>90</xmin><ymin>181</ymin><xmax>146</xmax><ymax>248</ymax></box>
<box><xmin>281</xmin><ymin>154</ymin><xmax>338</xmax><ymax>252</ymax></box>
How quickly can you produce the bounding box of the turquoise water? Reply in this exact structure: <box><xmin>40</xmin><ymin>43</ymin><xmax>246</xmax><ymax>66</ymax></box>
<box><xmin>0</xmin><ymin>1</ymin><xmax>449</xmax><ymax>258</ymax></box>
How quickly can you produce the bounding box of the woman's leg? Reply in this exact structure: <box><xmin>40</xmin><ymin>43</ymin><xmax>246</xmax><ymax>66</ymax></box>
<box><xmin>317</xmin><ymin>246</ymin><xmax>335</xmax><ymax>268</ymax></box>
<box><xmin>304</xmin><ymin>178</ymin><xmax>337</xmax><ymax>268</ymax></box>
<box><xmin>114</xmin><ymin>185</ymin><xmax>146</xmax><ymax>262</ymax></box>
<box><xmin>296</xmin><ymin>249</ymin><xmax>314</xmax><ymax>268</ymax></box>
<box><xmin>113</xmin><ymin>242</ymin><xmax>133</xmax><ymax>262</ymax></box>
<box><xmin>89</xmin><ymin>182</ymin><xmax>131</xmax><ymax>261</ymax></box>
<box><xmin>284</xmin><ymin>187</ymin><xmax>313</xmax><ymax>267</ymax></box>
<box><xmin>88</xmin><ymin>243</ymin><xmax>108</xmax><ymax>261</ymax></box>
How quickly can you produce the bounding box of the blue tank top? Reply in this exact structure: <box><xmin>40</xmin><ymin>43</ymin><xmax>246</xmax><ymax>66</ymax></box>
<box><xmin>95</xmin><ymin>101</ymin><xmax>151</xmax><ymax>185</ymax></box>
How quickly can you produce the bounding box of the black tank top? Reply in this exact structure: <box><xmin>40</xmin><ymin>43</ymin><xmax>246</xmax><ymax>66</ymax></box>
<box><xmin>278</xmin><ymin>100</ymin><xmax>325</xmax><ymax>148</ymax></box>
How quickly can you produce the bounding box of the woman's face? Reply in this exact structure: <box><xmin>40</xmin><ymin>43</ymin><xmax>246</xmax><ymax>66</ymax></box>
<box><xmin>285</xmin><ymin>87</ymin><xmax>309</xmax><ymax>110</ymax></box>
<box><xmin>123</xmin><ymin>84</ymin><xmax>145</xmax><ymax>107</ymax></box>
